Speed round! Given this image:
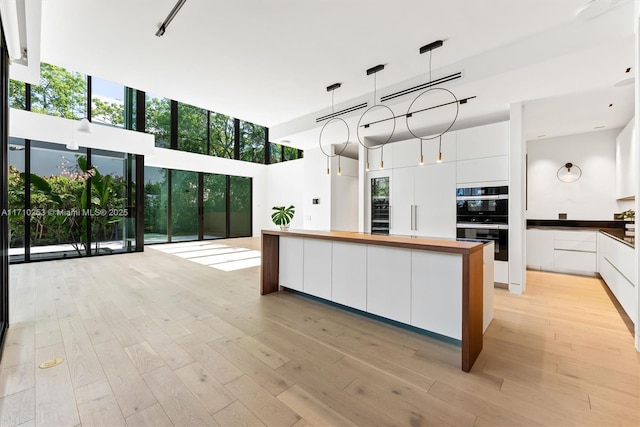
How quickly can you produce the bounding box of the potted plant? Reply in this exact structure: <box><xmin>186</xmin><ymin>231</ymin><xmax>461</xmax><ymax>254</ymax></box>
<box><xmin>272</xmin><ymin>205</ymin><xmax>295</xmax><ymax>231</ymax></box>
<box><xmin>620</xmin><ymin>209</ymin><xmax>635</xmax><ymax>236</ymax></box>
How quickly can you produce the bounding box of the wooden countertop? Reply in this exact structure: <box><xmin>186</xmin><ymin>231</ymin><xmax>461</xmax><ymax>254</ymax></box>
<box><xmin>262</xmin><ymin>229</ymin><xmax>484</xmax><ymax>255</ymax></box>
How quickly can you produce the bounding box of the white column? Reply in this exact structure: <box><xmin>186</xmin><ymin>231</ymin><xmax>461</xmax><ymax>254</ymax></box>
<box><xmin>509</xmin><ymin>103</ymin><xmax>526</xmax><ymax>294</ymax></box>
<box><xmin>634</xmin><ymin>0</ymin><xmax>640</xmax><ymax>351</ymax></box>
<box><xmin>358</xmin><ymin>143</ymin><xmax>366</xmax><ymax>232</ymax></box>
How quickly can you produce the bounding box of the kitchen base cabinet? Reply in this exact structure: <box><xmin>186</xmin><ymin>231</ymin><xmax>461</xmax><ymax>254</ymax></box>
<box><xmin>303</xmin><ymin>239</ymin><xmax>332</xmax><ymax>300</ymax></box>
<box><xmin>331</xmin><ymin>242</ymin><xmax>367</xmax><ymax>311</ymax></box>
<box><xmin>526</xmin><ymin>229</ymin><xmax>597</xmax><ymax>275</ymax></box>
<box><xmin>597</xmin><ymin>232</ymin><xmax>637</xmax><ymax>324</ymax></box>
<box><xmin>279</xmin><ymin>237</ymin><xmax>304</xmax><ymax>291</ymax></box>
<box><xmin>411</xmin><ymin>251</ymin><xmax>462</xmax><ymax>339</ymax></box>
<box><xmin>366</xmin><ymin>245</ymin><xmax>411</xmax><ymax>324</ymax></box>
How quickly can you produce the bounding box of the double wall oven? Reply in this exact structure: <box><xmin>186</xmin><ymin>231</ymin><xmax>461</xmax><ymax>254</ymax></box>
<box><xmin>456</xmin><ymin>185</ymin><xmax>508</xmax><ymax>261</ymax></box>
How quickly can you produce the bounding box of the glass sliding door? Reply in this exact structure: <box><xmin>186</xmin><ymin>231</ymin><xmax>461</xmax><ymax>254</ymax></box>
<box><xmin>91</xmin><ymin>149</ymin><xmax>136</xmax><ymax>254</ymax></box>
<box><xmin>202</xmin><ymin>173</ymin><xmax>227</xmax><ymax>240</ymax></box>
<box><xmin>143</xmin><ymin>166</ymin><xmax>169</xmax><ymax>243</ymax></box>
<box><xmin>229</xmin><ymin>176</ymin><xmax>252</xmax><ymax>238</ymax></box>
<box><xmin>8</xmin><ymin>138</ymin><xmax>26</xmax><ymax>262</ymax></box>
<box><xmin>171</xmin><ymin>170</ymin><xmax>198</xmax><ymax>241</ymax></box>
<box><xmin>30</xmin><ymin>142</ymin><xmax>89</xmax><ymax>260</ymax></box>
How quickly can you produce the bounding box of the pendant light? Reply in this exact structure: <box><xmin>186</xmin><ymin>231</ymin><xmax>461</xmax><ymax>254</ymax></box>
<box><xmin>406</xmin><ymin>40</ymin><xmax>459</xmax><ymax>164</ymax></box>
<box><xmin>319</xmin><ymin>83</ymin><xmax>349</xmax><ymax>176</ymax></box>
<box><xmin>357</xmin><ymin>65</ymin><xmax>395</xmax><ymax>171</ymax></box>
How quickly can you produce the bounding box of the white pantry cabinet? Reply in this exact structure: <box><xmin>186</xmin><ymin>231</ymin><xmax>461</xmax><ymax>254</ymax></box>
<box><xmin>391</xmin><ymin>163</ymin><xmax>456</xmax><ymax>238</ymax></box>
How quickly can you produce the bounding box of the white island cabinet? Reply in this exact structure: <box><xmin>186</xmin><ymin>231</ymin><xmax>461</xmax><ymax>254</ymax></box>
<box><xmin>262</xmin><ymin>229</ymin><xmax>493</xmax><ymax>372</ymax></box>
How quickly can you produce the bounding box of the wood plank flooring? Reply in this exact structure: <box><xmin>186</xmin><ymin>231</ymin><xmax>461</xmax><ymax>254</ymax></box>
<box><xmin>0</xmin><ymin>237</ymin><xmax>638</xmax><ymax>426</ymax></box>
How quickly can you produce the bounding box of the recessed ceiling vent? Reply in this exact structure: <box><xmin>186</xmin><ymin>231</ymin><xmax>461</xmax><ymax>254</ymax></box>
<box><xmin>380</xmin><ymin>72</ymin><xmax>463</xmax><ymax>103</ymax></box>
<box><xmin>315</xmin><ymin>102</ymin><xmax>368</xmax><ymax>123</ymax></box>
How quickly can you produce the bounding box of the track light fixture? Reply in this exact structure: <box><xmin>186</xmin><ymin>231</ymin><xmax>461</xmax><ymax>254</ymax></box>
<box><xmin>357</xmin><ymin>64</ymin><xmax>395</xmax><ymax>171</ymax></box>
<box><xmin>319</xmin><ymin>83</ymin><xmax>349</xmax><ymax>176</ymax></box>
<box><xmin>155</xmin><ymin>0</ymin><xmax>188</xmax><ymax>37</ymax></box>
<box><xmin>406</xmin><ymin>40</ymin><xmax>460</xmax><ymax>165</ymax></box>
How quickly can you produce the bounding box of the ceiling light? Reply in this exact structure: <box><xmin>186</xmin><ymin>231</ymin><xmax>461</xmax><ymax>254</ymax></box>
<box><xmin>625</xmin><ymin>67</ymin><xmax>631</xmax><ymax>73</ymax></box>
<box><xmin>407</xmin><ymin>40</ymin><xmax>459</xmax><ymax>165</ymax></box>
<box><xmin>594</xmin><ymin>125</ymin><xmax>605</xmax><ymax>129</ymax></box>
<box><xmin>155</xmin><ymin>0</ymin><xmax>188</xmax><ymax>37</ymax></box>
<box><xmin>77</xmin><ymin>118</ymin><xmax>92</xmax><ymax>133</ymax></box>
<box><xmin>609</xmin><ymin>103</ymin><xmax>613</xmax><ymax>108</ymax></box>
<box><xmin>537</xmin><ymin>134</ymin><xmax>547</xmax><ymax>138</ymax></box>
<box><xmin>319</xmin><ymin>83</ymin><xmax>349</xmax><ymax>176</ymax></box>
<box><xmin>357</xmin><ymin>64</ymin><xmax>395</xmax><ymax>171</ymax></box>
<box><xmin>280</xmin><ymin>140</ymin><xmax>290</xmax><ymax>145</ymax></box>
<box><xmin>557</xmin><ymin>162</ymin><xmax>582</xmax><ymax>183</ymax></box>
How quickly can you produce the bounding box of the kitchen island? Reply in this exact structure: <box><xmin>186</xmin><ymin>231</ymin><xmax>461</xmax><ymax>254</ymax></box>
<box><xmin>261</xmin><ymin>229</ymin><xmax>493</xmax><ymax>372</ymax></box>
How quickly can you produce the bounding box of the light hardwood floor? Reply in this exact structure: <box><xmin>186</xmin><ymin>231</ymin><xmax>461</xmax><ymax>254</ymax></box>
<box><xmin>0</xmin><ymin>237</ymin><xmax>638</xmax><ymax>426</ymax></box>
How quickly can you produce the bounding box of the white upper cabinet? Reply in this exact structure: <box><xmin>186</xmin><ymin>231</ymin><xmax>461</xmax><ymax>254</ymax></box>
<box><xmin>615</xmin><ymin>118</ymin><xmax>636</xmax><ymax>200</ymax></box>
<box><xmin>391</xmin><ymin>132</ymin><xmax>457</xmax><ymax>169</ymax></box>
<box><xmin>456</xmin><ymin>121</ymin><xmax>509</xmax><ymax>161</ymax></box>
<box><xmin>456</xmin><ymin>156</ymin><xmax>509</xmax><ymax>184</ymax></box>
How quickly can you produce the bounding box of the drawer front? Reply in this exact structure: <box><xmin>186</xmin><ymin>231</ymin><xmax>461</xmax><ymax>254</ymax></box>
<box><xmin>554</xmin><ymin>239</ymin><xmax>596</xmax><ymax>252</ymax></box>
<box><xmin>554</xmin><ymin>230</ymin><xmax>597</xmax><ymax>242</ymax></box>
<box><xmin>553</xmin><ymin>250</ymin><xmax>596</xmax><ymax>273</ymax></box>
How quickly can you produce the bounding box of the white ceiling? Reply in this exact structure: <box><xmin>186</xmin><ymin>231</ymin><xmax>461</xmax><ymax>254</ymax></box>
<box><xmin>36</xmin><ymin>0</ymin><xmax>636</xmax><ymax>150</ymax></box>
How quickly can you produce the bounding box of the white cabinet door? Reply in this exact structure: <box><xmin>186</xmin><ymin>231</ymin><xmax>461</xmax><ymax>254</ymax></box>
<box><xmin>456</xmin><ymin>156</ymin><xmax>509</xmax><ymax>184</ymax></box>
<box><xmin>390</xmin><ymin>167</ymin><xmax>414</xmax><ymax>236</ymax></box>
<box><xmin>391</xmin><ymin>139</ymin><xmax>421</xmax><ymax>169</ymax></box>
<box><xmin>526</xmin><ymin>229</ymin><xmax>554</xmax><ymax>270</ymax></box>
<box><xmin>553</xmin><ymin>250</ymin><xmax>596</xmax><ymax>273</ymax></box>
<box><xmin>303</xmin><ymin>239</ymin><xmax>332</xmax><ymax>300</ymax></box>
<box><xmin>615</xmin><ymin>119</ymin><xmax>635</xmax><ymax>200</ymax></box>
<box><xmin>456</xmin><ymin>121</ymin><xmax>509</xmax><ymax>161</ymax></box>
<box><xmin>367</xmin><ymin>245</ymin><xmax>411</xmax><ymax>323</ymax></box>
<box><xmin>279</xmin><ymin>237</ymin><xmax>304</xmax><ymax>291</ymax></box>
<box><xmin>331</xmin><ymin>242</ymin><xmax>367</xmax><ymax>311</ymax></box>
<box><xmin>414</xmin><ymin>162</ymin><xmax>456</xmax><ymax>238</ymax></box>
<box><xmin>411</xmin><ymin>250</ymin><xmax>462</xmax><ymax>339</ymax></box>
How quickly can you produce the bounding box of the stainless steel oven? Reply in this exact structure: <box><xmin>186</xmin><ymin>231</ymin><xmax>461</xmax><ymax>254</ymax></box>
<box><xmin>456</xmin><ymin>185</ymin><xmax>508</xmax><ymax>261</ymax></box>
<box><xmin>456</xmin><ymin>186</ymin><xmax>508</xmax><ymax>225</ymax></box>
<box><xmin>456</xmin><ymin>224</ymin><xmax>508</xmax><ymax>261</ymax></box>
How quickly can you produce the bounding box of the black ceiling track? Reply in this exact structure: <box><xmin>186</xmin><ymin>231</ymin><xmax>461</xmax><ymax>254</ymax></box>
<box><xmin>326</xmin><ymin>83</ymin><xmax>342</xmax><ymax>92</ymax></box>
<box><xmin>420</xmin><ymin>40</ymin><xmax>444</xmax><ymax>54</ymax></box>
<box><xmin>366</xmin><ymin>64</ymin><xmax>385</xmax><ymax>75</ymax></box>
<box><xmin>380</xmin><ymin>72</ymin><xmax>462</xmax><ymax>103</ymax></box>
<box><xmin>316</xmin><ymin>102</ymin><xmax>368</xmax><ymax>123</ymax></box>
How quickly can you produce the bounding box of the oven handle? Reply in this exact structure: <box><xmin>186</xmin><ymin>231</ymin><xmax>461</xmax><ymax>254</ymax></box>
<box><xmin>456</xmin><ymin>195</ymin><xmax>508</xmax><ymax>201</ymax></box>
<box><xmin>456</xmin><ymin>223</ymin><xmax>508</xmax><ymax>230</ymax></box>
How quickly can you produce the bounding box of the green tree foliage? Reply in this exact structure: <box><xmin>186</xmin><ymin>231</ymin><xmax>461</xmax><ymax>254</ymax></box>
<box><xmin>210</xmin><ymin>113</ymin><xmax>235</xmax><ymax>158</ymax></box>
<box><xmin>92</xmin><ymin>97</ymin><xmax>125</xmax><ymax>127</ymax></box>
<box><xmin>178</xmin><ymin>103</ymin><xmax>208</xmax><ymax>154</ymax></box>
<box><xmin>145</xmin><ymin>96</ymin><xmax>171</xmax><ymax>148</ymax></box>
<box><xmin>8</xmin><ymin>80</ymin><xmax>26</xmax><ymax>109</ymax></box>
<box><xmin>240</xmin><ymin>121</ymin><xmax>266</xmax><ymax>163</ymax></box>
<box><xmin>31</xmin><ymin>63</ymin><xmax>87</xmax><ymax>119</ymax></box>
<box><xmin>171</xmin><ymin>170</ymin><xmax>198</xmax><ymax>237</ymax></box>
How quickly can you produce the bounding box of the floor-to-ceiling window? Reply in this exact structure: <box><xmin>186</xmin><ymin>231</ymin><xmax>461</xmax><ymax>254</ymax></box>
<box><xmin>170</xmin><ymin>169</ymin><xmax>199</xmax><ymax>242</ymax></box>
<box><xmin>8</xmin><ymin>138</ymin><xmax>25</xmax><ymax>262</ymax></box>
<box><xmin>143</xmin><ymin>166</ymin><xmax>169</xmax><ymax>244</ymax></box>
<box><xmin>145</xmin><ymin>93</ymin><xmax>171</xmax><ymax>148</ymax></box>
<box><xmin>229</xmin><ymin>176</ymin><xmax>252</xmax><ymax>237</ymax></box>
<box><xmin>1</xmin><ymin>23</ymin><xmax>11</xmax><ymax>351</ymax></box>
<box><xmin>202</xmin><ymin>173</ymin><xmax>227</xmax><ymax>239</ymax></box>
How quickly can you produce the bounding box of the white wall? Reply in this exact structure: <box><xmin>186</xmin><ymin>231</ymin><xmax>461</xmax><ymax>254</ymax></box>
<box><xmin>303</xmin><ymin>148</ymin><xmax>332</xmax><ymax>230</ymax></box>
<box><xmin>264</xmin><ymin>159</ymin><xmax>305</xmax><ymax>230</ymax></box>
<box><xmin>331</xmin><ymin>155</ymin><xmax>359</xmax><ymax>231</ymax></box>
<box><xmin>527</xmin><ymin>129</ymin><xmax>630</xmax><ymax>220</ymax></box>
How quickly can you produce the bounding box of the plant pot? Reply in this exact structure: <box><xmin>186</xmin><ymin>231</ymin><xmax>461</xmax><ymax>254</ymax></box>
<box><xmin>280</xmin><ymin>224</ymin><xmax>290</xmax><ymax>231</ymax></box>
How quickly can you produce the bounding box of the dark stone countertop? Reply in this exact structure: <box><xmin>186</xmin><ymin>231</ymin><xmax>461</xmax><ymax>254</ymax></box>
<box><xmin>600</xmin><ymin>228</ymin><xmax>635</xmax><ymax>248</ymax></box>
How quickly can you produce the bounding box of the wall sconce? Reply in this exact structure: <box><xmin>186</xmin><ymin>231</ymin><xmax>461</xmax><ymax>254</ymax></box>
<box><xmin>557</xmin><ymin>162</ymin><xmax>582</xmax><ymax>183</ymax></box>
